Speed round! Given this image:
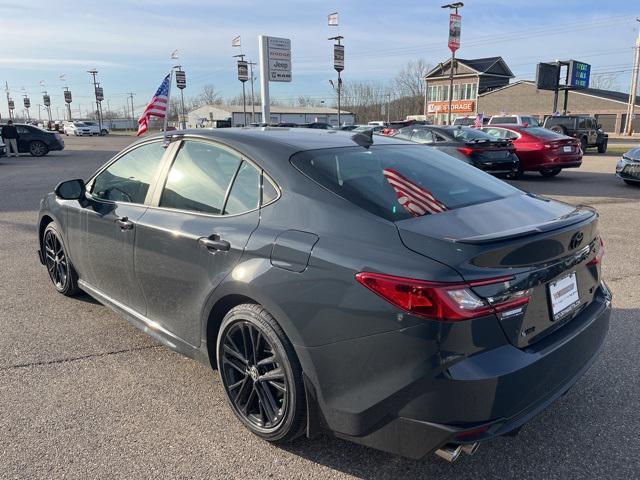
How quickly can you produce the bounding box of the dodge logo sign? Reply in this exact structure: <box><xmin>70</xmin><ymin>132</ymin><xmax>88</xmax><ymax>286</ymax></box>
<box><xmin>569</xmin><ymin>231</ymin><xmax>584</xmax><ymax>249</ymax></box>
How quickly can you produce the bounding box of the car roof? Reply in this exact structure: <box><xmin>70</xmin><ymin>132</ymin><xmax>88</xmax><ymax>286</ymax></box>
<box><xmin>139</xmin><ymin>127</ymin><xmax>411</xmax><ymax>152</ymax></box>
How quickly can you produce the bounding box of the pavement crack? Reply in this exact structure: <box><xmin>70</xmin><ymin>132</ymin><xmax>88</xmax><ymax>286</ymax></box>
<box><xmin>0</xmin><ymin>344</ymin><xmax>161</xmax><ymax>371</ymax></box>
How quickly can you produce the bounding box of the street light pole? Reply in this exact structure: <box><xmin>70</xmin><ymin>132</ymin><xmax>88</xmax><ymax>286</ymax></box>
<box><xmin>234</xmin><ymin>54</ymin><xmax>248</xmax><ymax>126</ymax></box>
<box><xmin>248</xmin><ymin>61</ymin><xmax>257</xmax><ymax>124</ymax></box>
<box><xmin>329</xmin><ymin>35</ymin><xmax>344</xmax><ymax>126</ymax></box>
<box><xmin>441</xmin><ymin>2</ymin><xmax>463</xmax><ymax>125</ymax></box>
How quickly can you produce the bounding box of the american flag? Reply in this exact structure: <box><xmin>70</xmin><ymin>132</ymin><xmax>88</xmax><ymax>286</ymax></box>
<box><xmin>383</xmin><ymin>168</ymin><xmax>448</xmax><ymax>216</ymax></box>
<box><xmin>473</xmin><ymin>113</ymin><xmax>484</xmax><ymax>128</ymax></box>
<box><xmin>137</xmin><ymin>74</ymin><xmax>170</xmax><ymax>136</ymax></box>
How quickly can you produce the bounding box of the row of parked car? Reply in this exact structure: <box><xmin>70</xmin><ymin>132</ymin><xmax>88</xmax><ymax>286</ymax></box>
<box><xmin>332</xmin><ymin>114</ymin><xmax>637</xmax><ymax>187</ymax></box>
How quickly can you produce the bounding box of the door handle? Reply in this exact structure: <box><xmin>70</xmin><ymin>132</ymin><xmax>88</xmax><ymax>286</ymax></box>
<box><xmin>115</xmin><ymin>217</ymin><xmax>134</xmax><ymax>230</ymax></box>
<box><xmin>198</xmin><ymin>235</ymin><xmax>230</xmax><ymax>252</ymax></box>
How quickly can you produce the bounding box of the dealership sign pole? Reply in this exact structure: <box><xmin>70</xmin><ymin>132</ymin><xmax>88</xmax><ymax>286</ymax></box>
<box><xmin>63</xmin><ymin>88</ymin><xmax>72</xmax><ymax>121</ymax></box>
<box><xmin>259</xmin><ymin>35</ymin><xmax>292</xmax><ymax>124</ymax></box>
<box><xmin>175</xmin><ymin>68</ymin><xmax>187</xmax><ymax>129</ymax></box>
<box><xmin>328</xmin><ymin>12</ymin><xmax>343</xmax><ymax>126</ymax></box>
<box><xmin>442</xmin><ymin>3</ymin><xmax>463</xmax><ymax>125</ymax></box>
<box><xmin>23</xmin><ymin>95</ymin><xmax>30</xmax><ymax>121</ymax></box>
<box><xmin>234</xmin><ymin>55</ymin><xmax>249</xmax><ymax>126</ymax></box>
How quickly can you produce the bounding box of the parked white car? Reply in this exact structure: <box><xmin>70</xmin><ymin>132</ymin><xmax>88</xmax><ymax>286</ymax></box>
<box><xmin>82</xmin><ymin>121</ymin><xmax>109</xmax><ymax>136</ymax></box>
<box><xmin>64</xmin><ymin>122</ymin><xmax>93</xmax><ymax>136</ymax></box>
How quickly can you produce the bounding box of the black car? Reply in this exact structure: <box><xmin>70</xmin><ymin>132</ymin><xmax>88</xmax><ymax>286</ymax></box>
<box><xmin>394</xmin><ymin>125</ymin><xmax>519</xmax><ymax>175</ymax></box>
<box><xmin>299</xmin><ymin>122</ymin><xmax>334</xmax><ymax>130</ymax></box>
<box><xmin>543</xmin><ymin>115</ymin><xmax>608</xmax><ymax>153</ymax></box>
<box><xmin>0</xmin><ymin>141</ymin><xmax>5</xmax><ymax>157</ymax></box>
<box><xmin>0</xmin><ymin>123</ymin><xmax>65</xmax><ymax>156</ymax></box>
<box><xmin>616</xmin><ymin>146</ymin><xmax>640</xmax><ymax>186</ymax></box>
<box><xmin>38</xmin><ymin>128</ymin><xmax>611</xmax><ymax>462</ymax></box>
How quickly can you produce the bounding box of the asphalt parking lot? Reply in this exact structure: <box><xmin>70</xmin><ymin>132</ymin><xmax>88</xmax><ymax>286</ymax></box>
<box><xmin>1</xmin><ymin>135</ymin><xmax>639</xmax><ymax>479</ymax></box>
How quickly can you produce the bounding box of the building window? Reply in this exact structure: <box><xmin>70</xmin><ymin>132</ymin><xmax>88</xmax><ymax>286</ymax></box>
<box><xmin>471</xmin><ymin>83</ymin><xmax>477</xmax><ymax>100</ymax></box>
<box><xmin>453</xmin><ymin>84</ymin><xmax>460</xmax><ymax>101</ymax></box>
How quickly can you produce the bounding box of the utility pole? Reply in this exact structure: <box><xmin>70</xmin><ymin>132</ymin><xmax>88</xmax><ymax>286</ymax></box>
<box><xmin>127</xmin><ymin>93</ymin><xmax>136</xmax><ymax>130</ymax></box>
<box><xmin>329</xmin><ymin>35</ymin><xmax>344</xmax><ymax>126</ymax></box>
<box><xmin>87</xmin><ymin>69</ymin><xmax>103</xmax><ymax>132</ymax></box>
<box><xmin>624</xmin><ymin>18</ymin><xmax>640</xmax><ymax>135</ymax></box>
<box><xmin>442</xmin><ymin>2</ymin><xmax>463</xmax><ymax>125</ymax></box>
<box><xmin>63</xmin><ymin>87</ymin><xmax>72</xmax><ymax>121</ymax></box>
<box><xmin>386</xmin><ymin>92</ymin><xmax>391</xmax><ymax>123</ymax></box>
<box><xmin>37</xmin><ymin>104</ymin><xmax>42</xmax><ymax>121</ymax></box>
<box><xmin>248</xmin><ymin>61</ymin><xmax>257</xmax><ymax>124</ymax></box>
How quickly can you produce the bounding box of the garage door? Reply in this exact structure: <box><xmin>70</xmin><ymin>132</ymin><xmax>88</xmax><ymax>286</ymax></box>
<box><xmin>595</xmin><ymin>114</ymin><xmax>617</xmax><ymax>133</ymax></box>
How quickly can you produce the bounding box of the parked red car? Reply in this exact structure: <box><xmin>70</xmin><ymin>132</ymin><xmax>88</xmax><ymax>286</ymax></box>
<box><xmin>481</xmin><ymin>125</ymin><xmax>582</xmax><ymax>177</ymax></box>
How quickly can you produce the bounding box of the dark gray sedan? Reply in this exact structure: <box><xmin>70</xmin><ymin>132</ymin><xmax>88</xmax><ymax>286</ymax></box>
<box><xmin>37</xmin><ymin>128</ymin><xmax>611</xmax><ymax>462</ymax></box>
<box><xmin>616</xmin><ymin>146</ymin><xmax>640</xmax><ymax>186</ymax></box>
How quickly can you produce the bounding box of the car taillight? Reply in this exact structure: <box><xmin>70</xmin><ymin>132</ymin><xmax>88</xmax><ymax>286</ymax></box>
<box><xmin>457</xmin><ymin>147</ymin><xmax>474</xmax><ymax>157</ymax></box>
<box><xmin>355</xmin><ymin>272</ymin><xmax>529</xmax><ymax>322</ymax></box>
<box><xmin>543</xmin><ymin>143</ymin><xmax>553</xmax><ymax>149</ymax></box>
<box><xmin>587</xmin><ymin>237</ymin><xmax>605</xmax><ymax>266</ymax></box>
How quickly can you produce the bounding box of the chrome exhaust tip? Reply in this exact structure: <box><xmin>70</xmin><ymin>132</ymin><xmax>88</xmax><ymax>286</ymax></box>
<box><xmin>434</xmin><ymin>444</ymin><xmax>462</xmax><ymax>463</ymax></box>
<box><xmin>461</xmin><ymin>442</ymin><xmax>479</xmax><ymax>456</ymax></box>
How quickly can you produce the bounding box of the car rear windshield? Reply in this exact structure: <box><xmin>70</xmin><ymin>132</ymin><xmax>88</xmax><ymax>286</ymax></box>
<box><xmin>291</xmin><ymin>145</ymin><xmax>518</xmax><ymax>221</ymax></box>
<box><xmin>523</xmin><ymin>127</ymin><xmax>566</xmax><ymax>139</ymax></box>
<box><xmin>447</xmin><ymin>128</ymin><xmax>495</xmax><ymax>142</ymax></box>
<box><xmin>491</xmin><ymin>116</ymin><xmax>518</xmax><ymax>124</ymax></box>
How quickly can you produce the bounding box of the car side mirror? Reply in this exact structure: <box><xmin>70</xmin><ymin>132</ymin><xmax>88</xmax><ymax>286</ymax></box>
<box><xmin>55</xmin><ymin>178</ymin><xmax>86</xmax><ymax>200</ymax></box>
<box><xmin>597</xmin><ymin>124</ymin><xmax>602</xmax><ymax>130</ymax></box>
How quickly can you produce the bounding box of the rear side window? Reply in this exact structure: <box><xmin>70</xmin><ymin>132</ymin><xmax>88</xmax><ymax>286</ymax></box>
<box><xmin>92</xmin><ymin>142</ymin><xmax>165</xmax><ymax>204</ymax></box>
<box><xmin>449</xmin><ymin>128</ymin><xmax>494</xmax><ymax>142</ymax></box>
<box><xmin>410</xmin><ymin>129</ymin><xmax>435</xmax><ymax>144</ymax></box>
<box><xmin>224</xmin><ymin>162</ymin><xmax>261</xmax><ymax>215</ymax></box>
<box><xmin>292</xmin><ymin>145</ymin><xmax>518</xmax><ymax>221</ymax></box>
<box><xmin>160</xmin><ymin>141</ymin><xmax>241</xmax><ymax>214</ymax></box>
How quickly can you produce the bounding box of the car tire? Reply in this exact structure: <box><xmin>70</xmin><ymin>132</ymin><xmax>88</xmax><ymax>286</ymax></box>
<box><xmin>29</xmin><ymin>140</ymin><xmax>49</xmax><ymax>157</ymax></box>
<box><xmin>580</xmin><ymin>137</ymin><xmax>588</xmax><ymax>153</ymax></box>
<box><xmin>624</xmin><ymin>180</ymin><xmax>639</xmax><ymax>186</ymax></box>
<box><xmin>42</xmin><ymin>223</ymin><xmax>79</xmax><ymax>297</ymax></box>
<box><xmin>100</xmin><ymin>129</ymin><xmax>108</xmax><ymax>136</ymax></box>
<box><xmin>540</xmin><ymin>168</ymin><xmax>562</xmax><ymax>177</ymax></box>
<box><xmin>550</xmin><ymin>125</ymin><xmax>566</xmax><ymax>135</ymax></box>
<box><xmin>216</xmin><ymin>303</ymin><xmax>306</xmax><ymax>443</ymax></box>
<box><xmin>597</xmin><ymin>140</ymin><xmax>607</xmax><ymax>153</ymax></box>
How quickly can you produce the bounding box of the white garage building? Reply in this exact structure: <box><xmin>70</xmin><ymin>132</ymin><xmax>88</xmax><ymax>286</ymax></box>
<box><xmin>187</xmin><ymin>104</ymin><xmax>355</xmax><ymax>128</ymax></box>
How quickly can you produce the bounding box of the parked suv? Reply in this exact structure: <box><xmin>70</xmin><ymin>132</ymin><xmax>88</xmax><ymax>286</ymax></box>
<box><xmin>543</xmin><ymin>115</ymin><xmax>608</xmax><ymax>153</ymax></box>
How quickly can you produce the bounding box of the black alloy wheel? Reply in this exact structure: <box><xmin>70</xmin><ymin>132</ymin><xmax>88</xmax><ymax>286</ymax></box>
<box><xmin>29</xmin><ymin>140</ymin><xmax>49</xmax><ymax>157</ymax></box>
<box><xmin>217</xmin><ymin>304</ymin><xmax>305</xmax><ymax>442</ymax></box>
<box><xmin>580</xmin><ymin>137</ymin><xmax>588</xmax><ymax>153</ymax></box>
<box><xmin>43</xmin><ymin>223</ymin><xmax>79</xmax><ymax>296</ymax></box>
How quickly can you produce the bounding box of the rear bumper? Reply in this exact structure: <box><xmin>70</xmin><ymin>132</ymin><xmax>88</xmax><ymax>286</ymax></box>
<box><xmin>300</xmin><ymin>282</ymin><xmax>612</xmax><ymax>459</ymax></box>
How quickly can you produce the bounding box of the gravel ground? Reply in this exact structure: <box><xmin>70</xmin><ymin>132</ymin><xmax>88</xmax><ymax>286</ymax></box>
<box><xmin>1</xmin><ymin>136</ymin><xmax>639</xmax><ymax>479</ymax></box>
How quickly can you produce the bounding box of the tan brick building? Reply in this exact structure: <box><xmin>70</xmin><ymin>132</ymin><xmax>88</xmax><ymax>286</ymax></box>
<box><xmin>425</xmin><ymin>57</ymin><xmax>514</xmax><ymax>125</ymax></box>
<box><xmin>476</xmin><ymin>80</ymin><xmax>640</xmax><ymax>133</ymax></box>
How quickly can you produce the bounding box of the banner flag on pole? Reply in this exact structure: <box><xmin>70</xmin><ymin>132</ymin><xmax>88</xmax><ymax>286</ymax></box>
<box><xmin>232</xmin><ymin>35</ymin><xmax>241</xmax><ymax>47</ymax></box>
<box><xmin>170</xmin><ymin>49</ymin><xmax>179</xmax><ymax>59</ymax></box>
<box><xmin>328</xmin><ymin>12</ymin><xmax>339</xmax><ymax>26</ymax></box>
<box><xmin>137</xmin><ymin>74</ymin><xmax>170</xmax><ymax>136</ymax></box>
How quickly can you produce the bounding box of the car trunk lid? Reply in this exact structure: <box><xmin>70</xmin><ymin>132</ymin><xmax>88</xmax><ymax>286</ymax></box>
<box><xmin>395</xmin><ymin>193</ymin><xmax>601</xmax><ymax>348</ymax></box>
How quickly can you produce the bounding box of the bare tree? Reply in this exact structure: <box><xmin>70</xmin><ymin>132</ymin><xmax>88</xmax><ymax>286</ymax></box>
<box><xmin>194</xmin><ymin>84</ymin><xmax>223</xmax><ymax>107</ymax></box>
<box><xmin>589</xmin><ymin>73</ymin><xmax>619</xmax><ymax>92</ymax></box>
<box><xmin>392</xmin><ymin>58</ymin><xmax>431</xmax><ymax>119</ymax></box>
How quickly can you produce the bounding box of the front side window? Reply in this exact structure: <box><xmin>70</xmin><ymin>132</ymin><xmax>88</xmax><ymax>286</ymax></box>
<box><xmin>92</xmin><ymin>142</ymin><xmax>165</xmax><ymax>204</ymax></box>
<box><xmin>160</xmin><ymin>141</ymin><xmax>241</xmax><ymax>214</ymax></box>
<box><xmin>292</xmin><ymin>145</ymin><xmax>518</xmax><ymax>221</ymax></box>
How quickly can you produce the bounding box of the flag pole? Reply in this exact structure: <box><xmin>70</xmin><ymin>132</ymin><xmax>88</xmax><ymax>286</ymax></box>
<box><xmin>163</xmin><ymin>68</ymin><xmax>175</xmax><ymax>145</ymax></box>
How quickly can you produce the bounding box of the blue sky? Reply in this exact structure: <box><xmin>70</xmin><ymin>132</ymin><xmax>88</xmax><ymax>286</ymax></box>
<box><xmin>0</xmin><ymin>0</ymin><xmax>638</xmax><ymax>119</ymax></box>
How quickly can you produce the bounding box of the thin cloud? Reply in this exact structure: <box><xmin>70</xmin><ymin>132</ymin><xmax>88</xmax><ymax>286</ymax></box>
<box><xmin>0</xmin><ymin>58</ymin><xmax>126</xmax><ymax>68</ymax></box>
